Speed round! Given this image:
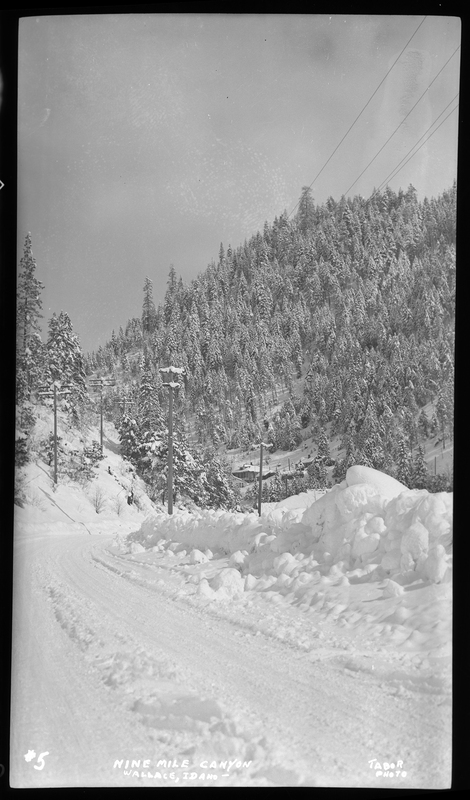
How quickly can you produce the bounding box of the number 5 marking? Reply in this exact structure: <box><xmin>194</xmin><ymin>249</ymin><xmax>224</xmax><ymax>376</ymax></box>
<box><xmin>34</xmin><ymin>752</ymin><xmax>50</xmax><ymax>770</ymax></box>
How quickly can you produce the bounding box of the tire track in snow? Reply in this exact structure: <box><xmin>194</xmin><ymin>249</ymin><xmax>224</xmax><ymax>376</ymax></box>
<box><xmin>58</xmin><ymin>537</ymin><xmax>452</xmax><ymax>786</ymax></box>
<box><xmin>14</xmin><ymin>535</ymin><xmax>294</xmax><ymax>786</ymax></box>
<box><xmin>53</xmin><ymin>537</ymin><xmax>452</xmax><ymax>785</ymax></box>
<box><xmin>11</xmin><ymin>536</ymin><xmax>158</xmax><ymax>787</ymax></box>
<box><xmin>12</xmin><ymin>533</ymin><xmax>451</xmax><ymax>787</ymax></box>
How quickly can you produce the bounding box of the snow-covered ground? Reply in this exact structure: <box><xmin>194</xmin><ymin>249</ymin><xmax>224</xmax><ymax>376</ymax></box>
<box><xmin>11</xmin><ymin>424</ymin><xmax>452</xmax><ymax>788</ymax></box>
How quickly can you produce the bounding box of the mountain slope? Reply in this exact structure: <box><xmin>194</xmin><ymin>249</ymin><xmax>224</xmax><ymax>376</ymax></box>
<box><xmin>83</xmin><ymin>183</ymin><xmax>455</xmax><ymax>500</ymax></box>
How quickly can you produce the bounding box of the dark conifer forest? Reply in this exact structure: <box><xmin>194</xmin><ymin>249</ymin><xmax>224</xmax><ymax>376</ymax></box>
<box><xmin>17</xmin><ymin>183</ymin><xmax>455</xmax><ymax>507</ymax></box>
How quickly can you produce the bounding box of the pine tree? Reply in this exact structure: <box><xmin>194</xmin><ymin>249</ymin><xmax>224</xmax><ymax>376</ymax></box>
<box><xmin>268</xmin><ymin>471</ymin><xmax>285</xmax><ymax>502</ymax></box>
<box><xmin>417</xmin><ymin>407</ymin><xmax>430</xmax><ymax>438</ymax></box>
<box><xmin>142</xmin><ymin>277</ymin><xmax>157</xmax><ymax>337</ymax></box>
<box><xmin>138</xmin><ymin>356</ymin><xmax>163</xmax><ymax>434</ymax></box>
<box><xmin>149</xmin><ymin>433</ymin><xmax>207</xmax><ymax>507</ymax></box>
<box><xmin>16</xmin><ymin>234</ymin><xmax>47</xmax><ymax>400</ymax></box>
<box><xmin>335</xmin><ymin>434</ymin><xmax>357</xmax><ymax>482</ymax></box>
<box><xmin>395</xmin><ymin>436</ymin><xmax>412</xmax><ymax>487</ymax></box>
<box><xmin>317</xmin><ymin>428</ymin><xmax>331</xmax><ymax>464</ymax></box>
<box><xmin>17</xmin><ymin>233</ymin><xmax>44</xmax><ymax>353</ymax></box>
<box><xmin>411</xmin><ymin>444</ymin><xmax>428</xmax><ymax>489</ymax></box>
<box><xmin>164</xmin><ymin>265</ymin><xmax>178</xmax><ymax>326</ymax></box>
<box><xmin>435</xmin><ymin>387</ymin><xmax>453</xmax><ymax>449</ymax></box>
<box><xmin>309</xmin><ymin>456</ymin><xmax>328</xmax><ymax>487</ymax></box>
<box><xmin>118</xmin><ymin>412</ymin><xmax>144</xmax><ymax>466</ymax></box>
<box><xmin>402</xmin><ymin>407</ymin><xmax>418</xmax><ymax>456</ymax></box>
<box><xmin>296</xmin><ymin>186</ymin><xmax>316</xmax><ymax>236</ymax></box>
<box><xmin>45</xmin><ymin>311</ymin><xmax>88</xmax><ymax>411</ymax></box>
<box><xmin>358</xmin><ymin>396</ymin><xmax>385</xmax><ymax>469</ymax></box>
<box><xmin>17</xmin><ymin>332</ymin><xmax>48</xmax><ymax>402</ymax></box>
<box><xmin>202</xmin><ymin>451</ymin><xmax>238</xmax><ymax>509</ymax></box>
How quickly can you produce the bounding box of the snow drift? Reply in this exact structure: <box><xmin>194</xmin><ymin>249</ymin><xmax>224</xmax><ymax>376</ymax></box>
<box><xmin>130</xmin><ymin>466</ymin><xmax>453</xmax><ymax>593</ymax></box>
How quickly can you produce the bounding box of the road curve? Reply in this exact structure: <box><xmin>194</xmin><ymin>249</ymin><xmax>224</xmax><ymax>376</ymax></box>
<box><xmin>10</xmin><ymin>532</ymin><xmax>451</xmax><ymax>788</ymax></box>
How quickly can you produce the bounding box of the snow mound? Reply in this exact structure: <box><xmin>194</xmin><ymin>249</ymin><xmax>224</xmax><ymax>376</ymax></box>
<box><xmin>132</xmin><ymin>467</ymin><xmax>452</xmax><ymax>587</ymax></box>
<box><xmin>189</xmin><ymin>549</ymin><xmax>208</xmax><ymax>564</ymax></box>
<box><xmin>229</xmin><ymin>551</ymin><xmax>247</xmax><ymax>569</ymax></box>
<box><xmin>262</xmin><ymin>488</ymin><xmax>325</xmax><ymax>512</ymax></box>
<box><xmin>345</xmin><ymin>465</ymin><xmax>408</xmax><ymax>499</ymax></box>
<box><xmin>130</xmin><ymin>542</ymin><xmax>145</xmax><ymax>554</ymax></box>
<box><xmin>381</xmin><ymin>579</ymin><xmax>405</xmax><ymax>597</ymax></box>
<box><xmin>208</xmin><ymin>568</ymin><xmax>245</xmax><ymax>600</ymax></box>
<box><xmin>210</xmin><ymin>568</ymin><xmax>244</xmax><ymax>593</ymax></box>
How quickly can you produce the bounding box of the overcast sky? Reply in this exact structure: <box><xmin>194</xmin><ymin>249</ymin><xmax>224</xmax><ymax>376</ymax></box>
<box><xmin>18</xmin><ymin>14</ymin><xmax>460</xmax><ymax>353</ymax></box>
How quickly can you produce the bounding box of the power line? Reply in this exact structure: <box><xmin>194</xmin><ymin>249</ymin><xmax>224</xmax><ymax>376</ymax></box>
<box><xmin>287</xmin><ymin>15</ymin><xmax>427</xmax><ymax>219</ymax></box>
<box><xmin>343</xmin><ymin>45</ymin><xmax>460</xmax><ymax>197</ymax></box>
<box><xmin>372</xmin><ymin>94</ymin><xmax>459</xmax><ymax>195</ymax></box>
<box><xmin>372</xmin><ymin>102</ymin><xmax>459</xmax><ymax>195</ymax></box>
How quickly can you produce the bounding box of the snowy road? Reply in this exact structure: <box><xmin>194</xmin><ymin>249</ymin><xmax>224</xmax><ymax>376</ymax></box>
<box><xmin>10</xmin><ymin>530</ymin><xmax>451</xmax><ymax>788</ymax></box>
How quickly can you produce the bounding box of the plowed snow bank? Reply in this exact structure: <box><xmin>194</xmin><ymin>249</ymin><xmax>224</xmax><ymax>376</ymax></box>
<box><xmin>131</xmin><ymin>466</ymin><xmax>452</xmax><ymax>588</ymax></box>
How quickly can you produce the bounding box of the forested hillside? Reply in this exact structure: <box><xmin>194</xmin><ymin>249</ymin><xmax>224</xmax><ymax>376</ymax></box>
<box><xmin>16</xmin><ymin>183</ymin><xmax>455</xmax><ymax>509</ymax></box>
<box><xmin>83</xmin><ymin>183</ymin><xmax>455</xmax><ymax>493</ymax></box>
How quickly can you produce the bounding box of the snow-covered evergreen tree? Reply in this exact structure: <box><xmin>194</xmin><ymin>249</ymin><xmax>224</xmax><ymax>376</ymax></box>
<box><xmin>16</xmin><ymin>234</ymin><xmax>47</xmax><ymax>401</ymax></box>
<box><xmin>296</xmin><ymin>186</ymin><xmax>316</xmax><ymax>236</ymax></box>
<box><xmin>418</xmin><ymin>407</ymin><xmax>430</xmax><ymax>438</ymax></box>
<box><xmin>17</xmin><ymin>233</ymin><xmax>44</xmax><ymax>353</ymax></box>
<box><xmin>17</xmin><ymin>331</ymin><xmax>48</xmax><ymax>403</ymax></box>
<box><xmin>435</xmin><ymin>386</ymin><xmax>453</xmax><ymax>449</ymax></box>
<box><xmin>45</xmin><ymin>311</ymin><xmax>88</xmax><ymax>416</ymax></box>
<box><xmin>395</xmin><ymin>436</ymin><xmax>412</xmax><ymax>487</ymax></box>
<box><xmin>138</xmin><ymin>355</ymin><xmax>163</xmax><ymax>434</ymax></box>
<box><xmin>201</xmin><ymin>451</ymin><xmax>238</xmax><ymax>509</ymax></box>
<box><xmin>317</xmin><ymin>428</ymin><xmax>331</xmax><ymax>464</ymax></box>
<box><xmin>411</xmin><ymin>444</ymin><xmax>428</xmax><ymax>489</ymax></box>
<box><xmin>118</xmin><ymin>412</ymin><xmax>144</xmax><ymax>466</ymax></box>
<box><xmin>142</xmin><ymin>276</ymin><xmax>157</xmax><ymax>337</ymax></box>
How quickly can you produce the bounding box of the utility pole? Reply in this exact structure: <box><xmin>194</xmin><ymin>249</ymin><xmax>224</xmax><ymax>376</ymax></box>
<box><xmin>53</xmin><ymin>384</ymin><xmax>58</xmax><ymax>483</ymax></box>
<box><xmin>89</xmin><ymin>377</ymin><xmax>115</xmax><ymax>452</ymax></box>
<box><xmin>258</xmin><ymin>440</ymin><xmax>272</xmax><ymax>516</ymax></box>
<box><xmin>37</xmin><ymin>381</ymin><xmax>72</xmax><ymax>484</ymax></box>
<box><xmin>159</xmin><ymin>366</ymin><xmax>184</xmax><ymax>515</ymax></box>
<box><xmin>168</xmin><ymin>380</ymin><xmax>174</xmax><ymax>514</ymax></box>
<box><xmin>258</xmin><ymin>442</ymin><xmax>264</xmax><ymax>517</ymax></box>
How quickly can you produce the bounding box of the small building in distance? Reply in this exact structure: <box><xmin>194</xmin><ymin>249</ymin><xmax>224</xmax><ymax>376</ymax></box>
<box><xmin>232</xmin><ymin>464</ymin><xmax>276</xmax><ymax>483</ymax></box>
